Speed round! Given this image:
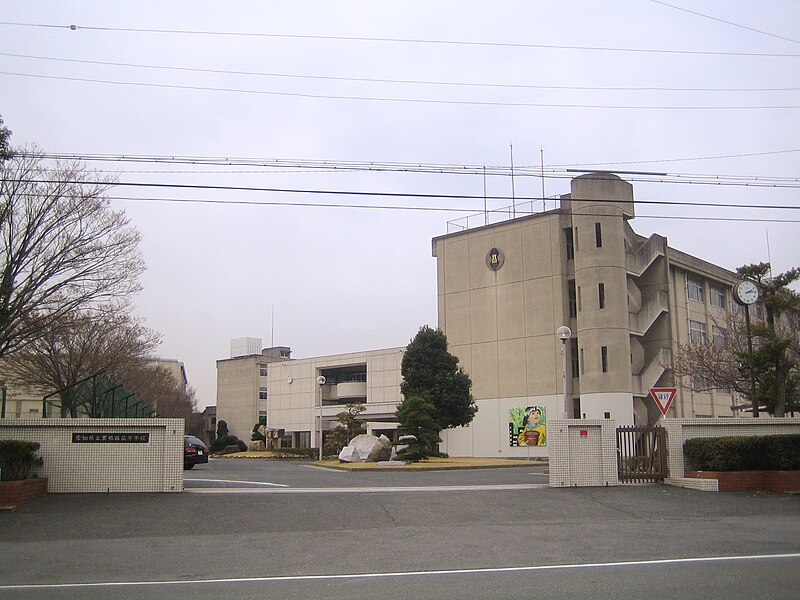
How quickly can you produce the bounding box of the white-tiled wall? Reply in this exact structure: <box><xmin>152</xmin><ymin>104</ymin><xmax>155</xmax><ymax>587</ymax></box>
<box><xmin>0</xmin><ymin>419</ymin><xmax>184</xmax><ymax>492</ymax></box>
<box><xmin>662</xmin><ymin>418</ymin><xmax>800</xmax><ymax>477</ymax></box>
<box><xmin>549</xmin><ymin>419</ymin><xmax>620</xmax><ymax>487</ymax></box>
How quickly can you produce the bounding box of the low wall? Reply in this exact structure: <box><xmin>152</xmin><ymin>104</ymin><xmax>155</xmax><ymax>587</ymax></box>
<box><xmin>548</xmin><ymin>419</ymin><xmax>619</xmax><ymax>487</ymax></box>
<box><xmin>684</xmin><ymin>470</ymin><xmax>800</xmax><ymax>493</ymax></box>
<box><xmin>0</xmin><ymin>419</ymin><xmax>184</xmax><ymax>493</ymax></box>
<box><xmin>662</xmin><ymin>418</ymin><xmax>800</xmax><ymax>478</ymax></box>
<box><xmin>0</xmin><ymin>477</ymin><xmax>48</xmax><ymax>508</ymax></box>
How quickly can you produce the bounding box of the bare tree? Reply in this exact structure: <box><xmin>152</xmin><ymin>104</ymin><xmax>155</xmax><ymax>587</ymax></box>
<box><xmin>0</xmin><ymin>149</ymin><xmax>144</xmax><ymax>358</ymax></box>
<box><xmin>672</xmin><ymin>263</ymin><xmax>800</xmax><ymax>416</ymax></box>
<box><xmin>5</xmin><ymin>310</ymin><xmax>160</xmax><ymax>417</ymax></box>
<box><xmin>123</xmin><ymin>363</ymin><xmax>198</xmax><ymax>419</ymax></box>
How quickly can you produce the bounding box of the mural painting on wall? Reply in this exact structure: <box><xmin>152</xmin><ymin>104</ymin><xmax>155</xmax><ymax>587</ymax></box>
<box><xmin>509</xmin><ymin>406</ymin><xmax>547</xmax><ymax>446</ymax></box>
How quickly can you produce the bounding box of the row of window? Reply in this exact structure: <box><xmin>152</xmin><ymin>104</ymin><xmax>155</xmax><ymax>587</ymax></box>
<box><xmin>564</xmin><ymin>223</ymin><xmax>604</xmax><ymax>261</ymax></box>
<box><xmin>688</xmin><ymin>320</ymin><xmax>727</xmax><ymax>346</ymax></box>
<box><xmin>568</xmin><ymin>337</ymin><xmax>609</xmax><ymax>377</ymax></box>
<box><xmin>687</xmin><ymin>274</ymin><xmax>727</xmax><ymax>309</ymax></box>
<box><xmin>567</xmin><ymin>280</ymin><xmax>606</xmax><ymax>317</ymax></box>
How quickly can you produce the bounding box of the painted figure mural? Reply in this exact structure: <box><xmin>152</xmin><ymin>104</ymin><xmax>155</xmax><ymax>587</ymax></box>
<box><xmin>509</xmin><ymin>406</ymin><xmax>547</xmax><ymax>447</ymax></box>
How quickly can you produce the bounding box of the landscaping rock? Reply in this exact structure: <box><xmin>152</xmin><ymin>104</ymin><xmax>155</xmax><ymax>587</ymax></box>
<box><xmin>338</xmin><ymin>446</ymin><xmax>362</xmax><ymax>463</ymax></box>
<box><xmin>347</xmin><ymin>434</ymin><xmax>393</xmax><ymax>462</ymax></box>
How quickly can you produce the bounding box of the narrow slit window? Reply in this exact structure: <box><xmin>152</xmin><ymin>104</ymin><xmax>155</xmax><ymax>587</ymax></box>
<box><xmin>598</xmin><ymin>283</ymin><xmax>605</xmax><ymax>309</ymax></box>
<box><xmin>595</xmin><ymin>223</ymin><xmax>602</xmax><ymax>248</ymax></box>
<box><xmin>601</xmin><ymin>346</ymin><xmax>609</xmax><ymax>373</ymax></box>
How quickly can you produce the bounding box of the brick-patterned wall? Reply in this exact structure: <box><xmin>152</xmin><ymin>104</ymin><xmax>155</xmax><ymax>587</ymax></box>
<box><xmin>0</xmin><ymin>477</ymin><xmax>48</xmax><ymax>507</ymax></box>
<box><xmin>549</xmin><ymin>419</ymin><xmax>620</xmax><ymax>487</ymax></box>
<box><xmin>0</xmin><ymin>419</ymin><xmax>184</xmax><ymax>493</ymax></box>
<box><xmin>663</xmin><ymin>418</ymin><xmax>800</xmax><ymax>478</ymax></box>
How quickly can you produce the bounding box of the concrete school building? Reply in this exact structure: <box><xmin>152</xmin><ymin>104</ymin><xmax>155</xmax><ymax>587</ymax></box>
<box><xmin>216</xmin><ymin>173</ymin><xmax>748</xmax><ymax>458</ymax></box>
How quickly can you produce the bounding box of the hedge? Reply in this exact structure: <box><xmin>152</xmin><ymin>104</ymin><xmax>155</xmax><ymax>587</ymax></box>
<box><xmin>0</xmin><ymin>440</ymin><xmax>44</xmax><ymax>481</ymax></box>
<box><xmin>684</xmin><ymin>434</ymin><xmax>800</xmax><ymax>471</ymax></box>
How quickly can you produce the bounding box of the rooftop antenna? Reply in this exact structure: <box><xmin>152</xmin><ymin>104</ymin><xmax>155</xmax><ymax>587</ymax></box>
<box><xmin>510</xmin><ymin>144</ymin><xmax>516</xmax><ymax>219</ymax></box>
<box><xmin>271</xmin><ymin>304</ymin><xmax>275</xmax><ymax>347</ymax></box>
<box><xmin>766</xmin><ymin>229</ymin><xmax>773</xmax><ymax>276</ymax></box>
<box><xmin>540</xmin><ymin>148</ymin><xmax>546</xmax><ymax>211</ymax></box>
<box><xmin>483</xmin><ymin>165</ymin><xmax>488</xmax><ymax>225</ymax></box>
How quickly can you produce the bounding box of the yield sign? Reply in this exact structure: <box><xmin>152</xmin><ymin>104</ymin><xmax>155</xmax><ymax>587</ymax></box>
<box><xmin>650</xmin><ymin>387</ymin><xmax>677</xmax><ymax>416</ymax></box>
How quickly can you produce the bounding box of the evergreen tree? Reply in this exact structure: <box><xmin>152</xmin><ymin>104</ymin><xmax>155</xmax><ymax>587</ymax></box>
<box><xmin>395</xmin><ymin>395</ymin><xmax>442</xmax><ymax>461</ymax></box>
<box><xmin>401</xmin><ymin>326</ymin><xmax>477</xmax><ymax>429</ymax></box>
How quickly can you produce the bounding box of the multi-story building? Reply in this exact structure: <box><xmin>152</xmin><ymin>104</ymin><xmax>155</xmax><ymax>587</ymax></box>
<box><xmin>216</xmin><ymin>173</ymin><xmax>752</xmax><ymax>457</ymax></box>
<box><xmin>433</xmin><ymin>172</ymin><xmax>742</xmax><ymax>457</ymax></box>
<box><xmin>216</xmin><ymin>340</ymin><xmax>403</xmax><ymax>447</ymax></box>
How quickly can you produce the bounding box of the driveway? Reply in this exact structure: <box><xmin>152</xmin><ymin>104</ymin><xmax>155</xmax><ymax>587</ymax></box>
<box><xmin>1</xmin><ymin>459</ymin><xmax>799</xmax><ymax>599</ymax></box>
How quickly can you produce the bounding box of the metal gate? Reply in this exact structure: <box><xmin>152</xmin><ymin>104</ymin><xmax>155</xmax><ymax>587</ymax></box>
<box><xmin>616</xmin><ymin>426</ymin><xmax>668</xmax><ymax>483</ymax></box>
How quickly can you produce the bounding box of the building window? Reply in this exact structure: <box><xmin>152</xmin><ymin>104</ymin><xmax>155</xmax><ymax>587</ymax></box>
<box><xmin>565</xmin><ymin>228</ymin><xmax>574</xmax><ymax>260</ymax></box>
<box><xmin>693</xmin><ymin>375</ymin><xmax>710</xmax><ymax>392</ymax></box>
<box><xmin>280</xmin><ymin>435</ymin><xmax>293</xmax><ymax>449</ymax></box>
<box><xmin>258</xmin><ymin>411</ymin><xmax>267</xmax><ymax>426</ymax></box>
<box><xmin>297</xmin><ymin>431</ymin><xmax>311</xmax><ymax>448</ymax></box>
<box><xmin>601</xmin><ymin>346</ymin><xmax>608</xmax><ymax>373</ymax></box>
<box><xmin>259</xmin><ymin>387</ymin><xmax>268</xmax><ymax>400</ymax></box>
<box><xmin>577</xmin><ymin>286</ymin><xmax>582</xmax><ymax>312</ymax></box>
<box><xmin>689</xmin><ymin>320</ymin><xmax>707</xmax><ymax>345</ymax></box>
<box><xmin>259</xmin><ymin>364</ymin><xmax>268</xmax><ymax>377</ymax></box>
<box><xmin>709</xmin><ymin>284</ymin><xmax>725</xmax><ymax>309</ymax></box>
<box><xmin>571</xmin><ymin>338</ymin><xmax>579</xmax><ymax>378</ymax></box>
<box><xmin>752</xmin><ymin>303</ymin><xmax>764</xmax><ymax>320</ymax></box>
<box><xmin>712</xmin><ymin>325</ymin><xmax>727</xmax><ymax>346</ymax></box>
<box><xmin>598</xmin><ymin>283</ymin><xmax>605</xmax><ymax>309</ymax></box>
<box><xmin>580</xmin><ymin>348</ymin><xmax>585</xmax><ymax>375</ymax></box>
<box><xmin>595</xmin><ymin>223</ymin><xmax>603</xmax><ymax>248</ymax></box>
<box><xmin>687</xmin><ymin>274</ymin><xmax>704</xmax><ymax>302</ymax></box>
<box><xmin>568</xmin><ymin>280</ymin><xmax>577</xmax><ymax>318</ymax></box>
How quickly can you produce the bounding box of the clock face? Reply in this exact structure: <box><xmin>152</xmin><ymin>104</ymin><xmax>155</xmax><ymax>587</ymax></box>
<box><xmin>735</xmin><ymin>280</ymin><xmax>759</xmax><ymax>305</ymax></box>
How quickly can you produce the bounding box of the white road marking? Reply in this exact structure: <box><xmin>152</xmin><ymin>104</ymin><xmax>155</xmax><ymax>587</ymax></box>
<box><xmin>184</xmin><ymin>478</ymin><xmax>288</xmax><ymax>487</ymax></box>
<box><xmin>184</xmin><ymin>484</ymin><xmax>548</xmax><ymax>494</ymax></box>
<box><xmin>2</xmin><ymin>553</ymin><xmax>798</xmax><ymax>590</ymax></box>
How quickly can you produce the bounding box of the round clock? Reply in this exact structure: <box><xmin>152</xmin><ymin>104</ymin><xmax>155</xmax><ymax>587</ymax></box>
<box><xmin>733</xmin><ymin>279</ymin><xmax>759</xmax><ymax>306</ymax></box>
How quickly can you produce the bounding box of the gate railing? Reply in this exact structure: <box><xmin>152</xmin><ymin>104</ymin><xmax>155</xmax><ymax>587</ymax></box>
<box><xmin>616</xmin><ymin>426</ymin><xmax>668</xmax><ymax>483</ymax></box>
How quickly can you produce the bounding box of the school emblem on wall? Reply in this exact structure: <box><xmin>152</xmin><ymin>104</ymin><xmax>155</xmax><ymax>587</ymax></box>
<box><xmin>486</xmin><ymin>247</ymin><xmax>504</xmax><ymax>271</ymax></box>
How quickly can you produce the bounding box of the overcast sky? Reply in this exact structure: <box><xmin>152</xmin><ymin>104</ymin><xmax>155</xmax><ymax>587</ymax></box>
<box><xmin>2</xmin><ymin>1</ymin><xmax>798</xmax><ymax>409</ymax></box>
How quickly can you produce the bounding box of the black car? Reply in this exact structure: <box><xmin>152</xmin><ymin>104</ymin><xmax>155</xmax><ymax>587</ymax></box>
<box><xmin>184</xmin><ymin>435</ymin><xmax>209</xmax><ymax>470</ymax></box>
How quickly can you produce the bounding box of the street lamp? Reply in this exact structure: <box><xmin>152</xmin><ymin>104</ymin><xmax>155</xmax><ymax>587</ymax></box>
<box><xmin>316</xmin><ymin>375</ymin><xmax>326</xmax><ymax>460</ymax></box>
<box><xmin>557</xmin><ymin>326</ymin><xmax>572</xmax><ymax>419</ymax></box>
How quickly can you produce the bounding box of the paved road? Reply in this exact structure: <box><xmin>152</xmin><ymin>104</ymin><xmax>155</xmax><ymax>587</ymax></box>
<box><xmin>2</xmin><ymin>458</ymin><xmax>799</xmax><ymax>599</ymax></box>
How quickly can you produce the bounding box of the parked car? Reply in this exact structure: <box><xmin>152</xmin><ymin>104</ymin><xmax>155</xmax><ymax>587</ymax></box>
<box><xmin>184</xmin><ymin>435</ymin><xmax>209</xmax><ymax>470</ymax></box>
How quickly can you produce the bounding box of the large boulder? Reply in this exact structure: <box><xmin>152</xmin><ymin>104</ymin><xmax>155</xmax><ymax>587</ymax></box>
<box><xmin>348</xmin><ymin>434</ymin><xmax>393</xmax><ymax>462</ymax></box>
<box><xmin>338</xmin><ymin>445</ymin><xmax>362</xmax><ymax>463</ymax></box>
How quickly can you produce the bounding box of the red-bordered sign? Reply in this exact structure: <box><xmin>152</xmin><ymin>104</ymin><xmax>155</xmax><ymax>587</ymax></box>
<box><xmin>649</xmin><ymin>387</ymin><xmax>677</xmax><ymax>416</ymax></box>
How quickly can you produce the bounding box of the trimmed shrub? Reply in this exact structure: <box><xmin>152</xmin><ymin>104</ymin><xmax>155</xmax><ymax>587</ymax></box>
<box><xmin>0</xmin><ymin>440</ymin><xmax>44</xmax><ymax>481</ymax></box>
<box><xmin>684</xmin><ymin>434</ymin><xmax>800</xmax><ymax>471</ymax></box>
<box><xmin>210</xmin><ymin>434</ymin><xmax>246</xmax><ymax>454</ymax></box>
<box><xmin>271</xmin><ymin>447</ymin><xmax>316</xmax><ymax>459</ymax></box>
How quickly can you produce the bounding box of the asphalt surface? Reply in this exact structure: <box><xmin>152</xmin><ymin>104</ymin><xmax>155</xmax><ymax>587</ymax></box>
<box><xmin>1</xmin><ymin>458</ymin><xmax>799</xmax><ymax>599</ymax></box>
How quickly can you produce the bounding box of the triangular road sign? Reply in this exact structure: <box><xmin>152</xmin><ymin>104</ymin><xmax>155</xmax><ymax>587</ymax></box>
<box><xmin>650</xmin><ymin>387</ymin><xmax>677</xmax><ymax>416</ymax></box>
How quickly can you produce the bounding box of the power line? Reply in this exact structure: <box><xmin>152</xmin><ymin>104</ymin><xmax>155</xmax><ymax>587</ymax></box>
<box><xmin>13</xmin><ymin>178</ymin><xmax>800</xmax><ymax>211</ymax></box>
<box><xmin>23</xmin><ymin>152</ymin><xmax>800</xmax><ymax>188</ymax></box>
<box><xmin>36</xmin><ymin>193</ymin><xmax>800</xmax><ymax>223</ymax></box>
<box><xmin>1</xmin><ymin>20</ymin><xmax>799</xmax><ymax>58</ymax></box>
<box><xmin>5</xmin><ymin>71</ymin><xmax>799</xmax><ymax>110</ymax></box>
<box><xmin>648</xmin><ymin>1</ymin><xmax>800</xmax><ymax>46</ymax></box>
<box><xmin>3</xmin><ymin>52</ymin><xmax>798</xmax><ymax>94</ymax></box>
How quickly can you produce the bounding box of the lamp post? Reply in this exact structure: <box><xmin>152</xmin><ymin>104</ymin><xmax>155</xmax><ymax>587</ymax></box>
<box><xmin>557</xmin><ymin>326</ymin><xmax>572</xmax><ymax>419</ymax></box>
<box><xmin>316</xmin><ymin>375</ymin><xmax>326</xmax><ymax>460</ymax></box>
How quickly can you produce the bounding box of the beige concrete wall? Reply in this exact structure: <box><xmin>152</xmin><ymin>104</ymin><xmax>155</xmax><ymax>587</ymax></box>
<box><xmin>217</xmin><ymin>347</ymin><xmax>404</xmax><ymax>448</ymax></box>
<box><xmin>216</xmin><ymin>355</ymin><xmax>262</xmax><ymax>442</ymax></box>
<box><xmin>0</xmin><ymin>418</ymin><xmax>184</xmax><ymax>492</ymax></box>
<box><xmin>434</xmin><ymin>211</ymin><xmax>567</xmax><ymax>405</ymax></box>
